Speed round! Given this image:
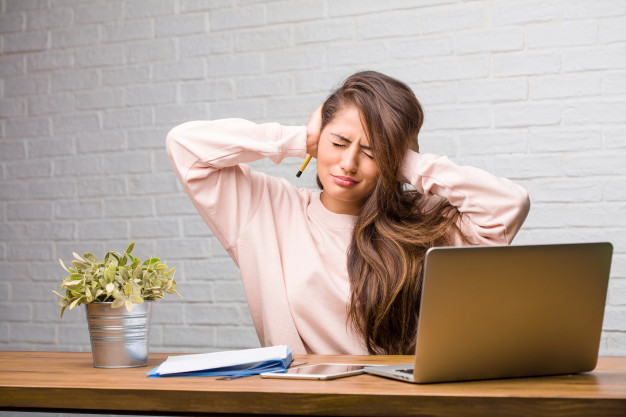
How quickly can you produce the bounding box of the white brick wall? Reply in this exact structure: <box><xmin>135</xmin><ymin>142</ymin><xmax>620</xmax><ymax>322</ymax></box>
<box><xmin>1</xmin><ymin>0</ymin><xmax>625</xmax><ymax>362</ymax></box>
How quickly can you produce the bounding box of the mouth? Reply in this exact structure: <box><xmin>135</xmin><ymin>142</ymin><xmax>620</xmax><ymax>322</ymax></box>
<box><xmin>331</xmin><ymin>175</ymin><xmax>359</xmax><ymax>187</ymax></box>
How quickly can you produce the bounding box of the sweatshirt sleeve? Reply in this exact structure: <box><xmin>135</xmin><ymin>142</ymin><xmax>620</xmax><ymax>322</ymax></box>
<box><xmin>166</xmin><ymin>119</ymin><xmax>307</xmax><ymax>254</ymax></box>
<box><xmin>399</xmin><ymin>151</ymin><xmax>530</xmax><ymax>246</ymax></box>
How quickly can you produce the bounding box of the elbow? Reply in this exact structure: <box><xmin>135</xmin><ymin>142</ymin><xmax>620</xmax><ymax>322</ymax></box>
<box><xmin>504</xmin><ymin>186</ymin><xmax>531</xmax><ymax>244</ymax></box>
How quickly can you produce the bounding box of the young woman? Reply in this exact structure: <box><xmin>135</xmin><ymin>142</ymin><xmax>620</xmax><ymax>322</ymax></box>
<box><xmin>166</xmin><ymin>71</ymin><xmax>530</xmax><ymax>355</ymax></box>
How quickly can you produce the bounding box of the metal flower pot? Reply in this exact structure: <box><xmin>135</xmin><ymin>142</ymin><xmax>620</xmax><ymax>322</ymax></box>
<box><xmin>85</xmin><ymin>301</ymin><xmax>152</xmax><ymax>368</ymax></box>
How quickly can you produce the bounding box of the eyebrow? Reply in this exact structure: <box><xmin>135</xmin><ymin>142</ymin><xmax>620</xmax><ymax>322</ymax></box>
<box><xmin>331</xmin><ymin>133</ymin><xmax>372</xmax><ymax>151</ymax></box>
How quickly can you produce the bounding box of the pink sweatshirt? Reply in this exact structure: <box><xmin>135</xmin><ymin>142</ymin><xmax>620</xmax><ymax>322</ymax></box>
<box><xmin>166</xmin><ymin>119</ymin><xmax>530</xmax><ymax>355</ymax></box>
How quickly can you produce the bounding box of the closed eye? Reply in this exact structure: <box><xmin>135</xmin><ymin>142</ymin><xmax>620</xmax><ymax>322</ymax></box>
<box><xmin>332</xmin><ymin>142</ymin><xmax>347</xmax><ymax>148</ymax></box>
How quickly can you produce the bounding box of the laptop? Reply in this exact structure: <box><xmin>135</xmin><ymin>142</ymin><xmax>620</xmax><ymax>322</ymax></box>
<box><xmin>364</xmin><ymin>242</ymin><xmax>613</xmax><ymax>384</ymax></box>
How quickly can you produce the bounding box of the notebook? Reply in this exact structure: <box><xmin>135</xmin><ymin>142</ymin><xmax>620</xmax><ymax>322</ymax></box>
<box><xmin>364</xmin><ymin>242</ymin><xmax>613</xmax><ymax>384</ymax></box>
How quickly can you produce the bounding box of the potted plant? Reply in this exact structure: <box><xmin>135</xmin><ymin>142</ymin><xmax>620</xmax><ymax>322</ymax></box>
<box><xmin>52</xmin><ymin>242</ymin><xmax>182</xmax><ymax>368</ymax></box>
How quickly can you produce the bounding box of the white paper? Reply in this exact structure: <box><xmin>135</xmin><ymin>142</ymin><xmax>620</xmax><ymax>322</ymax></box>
<box><xmin>155</xmin><ymin>345</ymin><xmax>288</xmax><ymax>375</ymax></box>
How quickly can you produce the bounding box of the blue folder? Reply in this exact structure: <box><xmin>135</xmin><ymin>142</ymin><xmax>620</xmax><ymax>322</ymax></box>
<box><xmin>147</xmin><ymin>348</ymin><xmax>292</xmax><ymax>378</ymax></box>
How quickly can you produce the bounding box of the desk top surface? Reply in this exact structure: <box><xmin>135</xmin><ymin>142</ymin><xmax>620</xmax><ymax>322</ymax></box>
<box><xmin>1</xmin><ymin>351</ymin><xmax>626</xmax><ymax>416</ymax></box>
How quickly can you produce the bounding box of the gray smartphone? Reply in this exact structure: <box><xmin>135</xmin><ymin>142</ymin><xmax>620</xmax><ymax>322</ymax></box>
<box><xmin>260</xmin><ymin>363</ymin><xmax>367</xmax><ymax>380</ymax></box>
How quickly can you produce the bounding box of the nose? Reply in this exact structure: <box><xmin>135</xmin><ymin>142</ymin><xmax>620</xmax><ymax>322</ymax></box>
<box><xmin>339</xmin><ymin>143</ymin><xmax>360</xmax><ymax>173</ymax></box>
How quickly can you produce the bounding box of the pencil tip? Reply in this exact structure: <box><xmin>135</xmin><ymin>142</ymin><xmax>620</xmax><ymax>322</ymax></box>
<box><xmin>296</xmin><ymin>171</ymin><xmax>302</xmax><ymax>178</ymax></box>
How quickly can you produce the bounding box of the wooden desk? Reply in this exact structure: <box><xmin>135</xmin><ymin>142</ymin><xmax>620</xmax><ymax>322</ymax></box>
<box><xmin>1</xmin><ymin>351</ymin><xmax>625</xmax><ymax>416</ymax></box>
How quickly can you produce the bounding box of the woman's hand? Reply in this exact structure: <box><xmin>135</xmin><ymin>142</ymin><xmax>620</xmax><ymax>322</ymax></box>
<box><xmin>306</xmin><ymin>105</ymin><xmax>323</xmax><ymax>158</ymax></box>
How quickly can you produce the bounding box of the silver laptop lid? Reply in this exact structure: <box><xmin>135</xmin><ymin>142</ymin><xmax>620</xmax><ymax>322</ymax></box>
<box><xmin>413</xmin><ymin>242</ymin><xmax>613</xmax><ymax>383</ymax></box>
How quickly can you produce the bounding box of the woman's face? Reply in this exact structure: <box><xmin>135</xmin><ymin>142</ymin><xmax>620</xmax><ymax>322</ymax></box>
<box><xmin>317</xmin><ymin>105</ymin><xmax>379</xmax><ymax>215</ymax></box>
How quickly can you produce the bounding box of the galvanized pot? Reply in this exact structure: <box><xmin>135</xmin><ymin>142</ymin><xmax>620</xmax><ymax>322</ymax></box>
<box><xmin>85</xmin><ymin>301</ymin><xmax>152</xmax><ymax>368</ymax></box>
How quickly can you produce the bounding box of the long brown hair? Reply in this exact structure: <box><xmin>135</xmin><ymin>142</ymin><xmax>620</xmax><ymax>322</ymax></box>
<box><xmin>319</xmin><ymin>71</ymin><xmax>465</xmax><ymax>354</ymax></box>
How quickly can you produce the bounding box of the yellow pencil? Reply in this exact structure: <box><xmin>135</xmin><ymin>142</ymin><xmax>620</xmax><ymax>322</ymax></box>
<box><xmin>296</xmin><ymin>154</ymin><xmax>312</xmax><ymax>177</ymax></box>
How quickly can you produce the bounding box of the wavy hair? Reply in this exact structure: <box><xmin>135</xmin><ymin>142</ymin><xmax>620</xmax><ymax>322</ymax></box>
<box><xmin>318</xmin><ymin>71</ymin><xmax>466</xmax><ymax>354</ymax></box>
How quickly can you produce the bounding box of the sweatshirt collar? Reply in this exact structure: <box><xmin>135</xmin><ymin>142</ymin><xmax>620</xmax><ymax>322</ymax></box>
<box><xmin>308</xmin><ymin>192</ymin><xmax>357</xmax><ymax>230</ymax></box>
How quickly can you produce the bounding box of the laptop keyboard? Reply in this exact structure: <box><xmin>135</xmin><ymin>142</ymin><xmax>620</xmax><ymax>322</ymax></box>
<box><xmin>397</xmin><ymin>368</ymin><xmax>414</xmax><ymax>375</ymax></box>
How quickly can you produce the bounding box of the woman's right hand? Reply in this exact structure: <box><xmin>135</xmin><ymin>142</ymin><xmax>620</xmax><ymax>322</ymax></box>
<box><xmin>306</xmin><ymin>105</ymin><xmax>323</xmax><ymax>158</ymax></box>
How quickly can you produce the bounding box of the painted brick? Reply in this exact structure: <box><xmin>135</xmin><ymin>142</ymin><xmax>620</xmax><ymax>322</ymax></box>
<box><xmin>3</xmin><ymin>31</ymin><xmax>48</xmax><ymax>53</ymax></box>
<box><xmin>180</xmin><ymin>33</ymin><xmax>233</xmax><ymax>58</ymax></box>
<box><xmin>186</xmin><ymin>304</ymin><xmax>241</xmax><ymax>325</ymax></box>
<box><xmin>102</xmin><ymin>66</ymin><xmax>151</xmax><ymax>86</ymax></box>
<box><xmin>235</xmin><ymin>27</ymin><xmax>292</xmax><ymax>52</ymax></box>
<box><xmin>77</xmin><ymin>220</ymin><xmax>128</xmax><ymax>240</ymax></box>
<box><xmin>51</xmin><ymin>26</ymin><xmax>100</xmax><ymax>49</ymax></box>
<box><xmin>76</xmin><ymin>131</ymin><xmax>124</xmax><ymax>153</ymax></box>
<box><xmin>422</xmin><ymin>55</ymin><xmax>489</xmax><ymax>81</ymax></box>
<box><xmin>29</xmin><ymin>221</ymin><xmax>76</xmax><ymax>240</ymax></box>
<box><xmin>494</xmin><ymin>154</ymin><xmax>563</xmax><ymax>179</ymax></box>
<box><xmin>126</xmin><ymin>84</ymin><xmax>176</xmax><ymax>106</ymax></box>
<box><xmin>455</xmin><ymin>27</ymin><xmax>524</xmax><ymax>54</ymax></box>
<box><xmin>104</xmin><ymin>197</ymin><xmax>154</xmax><ymax>218</ymax></box>
<box><xmin>55</xmin><ymin>200</ymin><xmax>103</xmax><ymax>220</ymax></box>
<box><xmin>564</xmin><ymin>152</ymin><xmax>626</xmax><ymax>176</ymax></box>
<box><xmin>491</xmin><ymin>0</ymin><xmax>561</xmax><ymax>26</ymax></box>
<box><xmin>207</xmin><ymin>53</ymin><xmax>263</xmax><ymax>77</ymax></box>
<box><xmin>215</xmin><ymin>326</ymin><xmax>260</xmax><ymax>349</ymax></box>
<box><xmin>529</xmin><ymin>128</ymin><xmax>602</xmax><ymax>153</ymax></box>
<box><xmin>564</xmin><ymin>101</ymin><xmax>626</xmax><ymax>125</ymax></box>
<box><xmin>210</xmin><ymin>5</ymin><xmax>266</xmax><ymax>31</ymax></box>
<box><xmin>28</xmin><ymin>93</ymin><xmax>74</xmax><ymax>116</ymax></box>
<box><xmin>103</xmin><ymin>107</ymin><xmax>153</xmax><ymax>129</ymax></box>
<box><xmin>125</xmin><ymin>0</ymin><xmax>175</xmax><ymax>19</ymax></box>
<box><xmin>602</xmin><ymin>71</ymin><xmax>626</xmax><ymax>95</ymax></box>
<box><xmin>493</xmin><ymin>52</ymin><xmax>561</xmax><ymax>77</ymax></box>
<box><xmin>4</xmin><ymin>74</ymin><xmax>48</xmax><ymax>97</ymax></box>
<box><xmin>74</xmin><ymin>3</ymin><xmax>123</xmax><ymax>24</ymax></box>
<box><xmin>458</xmin><ymin>130</ymin><xmax>527</xmax><ymax>156</ymax></box>
<box><xmin>51</xmin><ymin>70</ymin><xmax>99</xmax><ymax>93</ymax></box>
<box><xmin>215</xmin><ymin>281</ymin><xmax>246</xmax><ymax>302</ymax></box>
<box><xmin>425</xmin><ymin>106</ymin><xmax>491</xmax><ymax>130</ymax></box>
<box><xmin>184</xmin><ymin>258</ymin><xmax>239</xmax><ymax>280</ymax></box>
<box><xmin>0</xmin><ymin>99</ymin><xmax>26</xmax><ymax>118</ymax></box>
<box><xmin>130</xmin><ymin>218</ymin><xmax>180</xmax><ymax>238</ymax></box>
<box><xmin>328</xmin><ymin>42</ymin><xmax>388</xmax><ymax>67</ymax></box>
<box><xmin>208</xmin><ymin>99</ymin><xmax>265</xmax><ymax>120</ymax></box>
<box><xmin>26</xmin><ymin>50</ymin><xmax>74</xmax><ymax>72</ymax></box>
<box><xmin>563</xmin><ymin>0</ymin><xmax>626</xmax><ymax>19</ymax></box>
<box><xmin>102</xmin><ymin>20</ymin><xmax>153</xmax><ymax>43</ymax></box>
<box><xmin>0</xmin><ymin>12</ymin><xmax>25</xmax><ymax>32</ymax></box>
<box><xmin>236</xmin><ymin>74</ymin><xmax>293</xmax><ymax>98</ymax></box>
<box><xmin>179</xmin><ymin>80</ymin><xmax>234</xmax><ymax>102</ymax></box>
<box><xmin>5</xmin><ymin>159</ymin><xmax>51</xmax><ymax>179</ymax></box>
<box><xmin>153</xmin><ymin>59</ymin><xmax>206</xmax><ymax>82</ymax></box>
<box><xmin>0</xmin><ymin>55</ymin><xmax>26</xmax><ymax>77</ymax></box>
<box><xmin>182</xmin><ymin>217</ymin><xmax>213</xmax><ymax>237</ymax></box>
<box><xmin>181</xmin><ymin>0</ymin><xmax>233</xmax><ymax>12</ymax></box>
<box><xmin>294</xmin><ymin>19</ymin><xmax>352</xmax><ymax>44</ymax></box>
<box><xmin>126</xmin><ymin>39</ymin><xmax>177</xmax><ymax>64</ymax></box>
<box><xmin>356</xmin><ymin>10</ymin><xmax>421</xmax><ymax>40</ymax></box>
<box><xmin>155</xmin><ymin>14</ymin><xmax>207</xmax><ymax>37</ymax></box>
<box><xmin>600</xmin><ymin>16</ymin><xmax>626</xmax><ymax>43</ymax></box>
<box><xmin>422</xmin><ymin>4</ymin><xmax>488</xmax><ymax>34</ymax></box>
<box><xmin>603</xmin><ymin>127</ymin><xmax>626</xmax><ymax>149</ymax></box>
<box><xmin>495</xmin><ymin>103</ymin><xmax>561</xmax><ymax>128</ymax></box>
<box><xmin>563</xmin><ymin>45</ymin><xmax>626</xmax><ymax>72</ymax></box>
<box><xmin>27</xmin><ymin>179</ymin><xmax>75</xmax><ymax>201</ymax></box>
<box><xmin>7</xmin><ymin>242</ymin><xmax>54</xmax><ymax>261</ymax></box>
<box><xmin>161</xmin><ymin>325</ymin><xmax>215</xmax><ymax>348</ymax></box>
<box><xmin>458</xmin><ymin>78</ymin><xmax>527</xmax><ymax>103</ymax></box>
<box><xmin>532</xmin><ymin>178</ymin><xmax>603</xmax><ymax>203</ymax></box>
<box><xmin>11</xmin><ymin>322</ymin><xmax>56</xmax><ymax>344</ymax></box>
<box><xmin>75</xmin><ymin>44</ymin><xmax>125</xmax><ymax>68</ymax></box>
<box><xmin>7</xmin><ymin>201</ymin><xmax>54</xmax><ymax>221</ymax></box>
<box><xmin>531</xmin><ymin>73</ymin><xmax>601</xmax><ymax>99</ymax></box>
<box><xmin>26</xmin><ymin>8</ymin><xmax>72</xmax><ymax>30</ymax></box>
<box><xmin>528</xmin><ymin>21</ymin><xmax>597</xmax><ymax>48</ymax></box>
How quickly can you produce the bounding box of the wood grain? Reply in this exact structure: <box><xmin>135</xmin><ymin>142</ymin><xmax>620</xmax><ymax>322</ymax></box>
<box><xmin>1</xmin><ymin>351</ymin><xmax>625</xmax><ymax>416</ymax></box>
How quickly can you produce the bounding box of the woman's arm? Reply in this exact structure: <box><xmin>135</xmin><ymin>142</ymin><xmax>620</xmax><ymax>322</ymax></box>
<box><xmin>166</xmin><ymin>119</ymin><xmax>307</xmax><ymax>252</ymax></box>
<box><xmin>398</xmin><ymin>151</ymin><xmax>530</xmax><ymax>245</ymax></box>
